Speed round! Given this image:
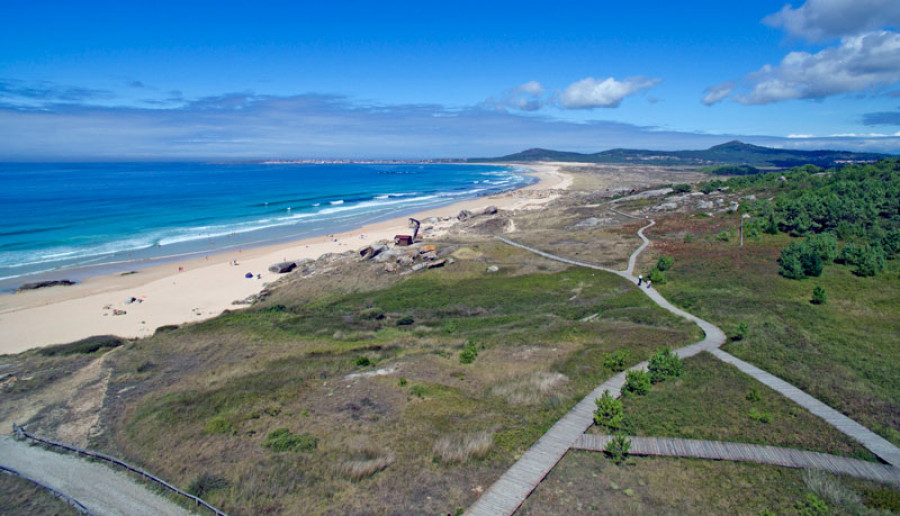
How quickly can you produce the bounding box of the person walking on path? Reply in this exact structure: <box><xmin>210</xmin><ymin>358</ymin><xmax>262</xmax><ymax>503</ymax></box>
<box><xmin>646</xmin><ymin>279</ymin><xmax>652</xmax><ymax>289</ymax></box>
<box><xmin>637</xmin><ymin>274</ymin><xmax>643</xmax><ymax>286</ymax></box>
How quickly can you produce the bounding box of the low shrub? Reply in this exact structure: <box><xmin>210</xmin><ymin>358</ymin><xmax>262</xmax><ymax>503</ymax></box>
<box><xmin>359</xmin><ymin>307</ymin><xmax>385</xmax><ymax>320</ymax></box>
<box><xmin>623</xmin><ymin>370</ymin><xmax>651</xmax><ymax>396</ymax></box>
<box><xmin>648</xmin><ymin>267</ymin><xmax>666</xmax><ymax>284</ymax></box>
<box><xmin>795</xmin><ymin>493</ymin><xmax>829</xmax><ymax>516</ymax></box>
<box><xmin>262</xmin><ymin>428</ymin><xmax>317</xmax><ymax>452</ymax></box>
<box><xmin>38</xmin><ymin>335</ymin><xmax>125</xmax><ymax>356</ymax></box>
<box><xmin>647</xmin><ymin>347</ymin><xmax>683</xmax><ymax>383</ymax></box>
<box><xmin>204</xmin><ymin>416</ymin><xmax>235</xmax><ymax>435</ymax></box>
<box><xmin>593</xmin><ymin>390</ymin><xmax>626</xmax><ymax>431</ymax></box>
<box><xmin>355</xmin><ymin>356</ymin><xmax>373</xmax><ymax>367</ymax></box>
<box><xmin>746</xmin><ymin>387</ymin><xmax>762</xmax><ymax>402</ymax></box>
<box><xmin>656</xmin><ymin>255</ymin><xmax>675</xmax><ymax>271</ymax></box>
<box><xmin>410</xmin><ymin>385</ymin><xmax>426</xmax><ymax>398</ymax></box>
<box><xmin>398</xmin><ymin>377</ymin><xmax>408</xmax><ymax>387</ymax></box>
<box><xmin>731</xmin><ymin>322</ymin><xmax>749</xmax><ymax>341</ymax></box>
<box><xmin>748</xmin><ymin>407</ymin><xmax>772</xmax><ymax>424</ymax></box>
<box><xmin>396</xmin><ymin>315</ymin><xmax>415</xmax><ymax>326</ymax></box>
<box><xmin>672</xmin><ymin>183</ymin><xmax>692</xmax><ymax>193</ymax></box>
<box><xmin>811</xmin><ymin>286</ymin><xmax>827</xmax><ymax>305</ymax></box>
<box><xmin>605</xmin><ymin>434</ymin><xmax>632</xmax><ymax>464</ymax></box>
<box><xmin>459</xmin><ymin>341</ymin><xmax>478</xmax><ymax>364</ymax></box>
<box><xmin>602</xmin><ymin>349</ymin><xmax>630</xmax><ymax>372</ymax></box>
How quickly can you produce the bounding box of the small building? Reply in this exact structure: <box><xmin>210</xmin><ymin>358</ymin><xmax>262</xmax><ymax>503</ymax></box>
<box><xmin>394</xmin><ymin>235</ymin><xmax>413</xmax><ymax>246</ymax></box>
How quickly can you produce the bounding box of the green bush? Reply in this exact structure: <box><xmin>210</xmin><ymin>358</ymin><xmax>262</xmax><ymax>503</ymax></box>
<box><xmin>593</xmin><ymin>390</ymin><xmax>626</xmax><ymax>431</ymax></box>
<box><xmin>648</xmin><ymin>268</ymin><xmax>666</xmax><ymax>284</ymax></box>
<box><xmin>647</xmin><ymin>347</ymin><xmax>683</xmax><ymax>383</ymax></box>
<box><xmin>716</xmin><ymin>230</ymin><xmax>731</xmax><ymax>242</ymax></box>
<box><xmin>683</xmin><ymin>234</ymin><xmax>693</xmax><ymax>243</ymax></box>
<box><xmin>853</xmin><ymin>245</ymin><xmax>885</xmax><ymax>277</ymax></box>
<box><xmin>779</xmin><ymin>240</ymin><xmax>823</xmax><ymax>279</ymax></box>
<box><xmin>602</xmin><ymin>349</ymin><xmax>630</xmax><ymax>372</ymax></box>
<box><xmin>748</xmin><ymin>407</ymin><xmax>772</xmax><ymax>424</ymax></box>
<box><xmin>459</xmin><ymin>341</ymin><xmax>478</xmax><ymax>364</ymax></box>
<box><xmin>731</xmin><ymin>322</ymin><xmax>748</xmax><ymax>341</ymax></box>
<box><xmin>605</xmin><ymin>434</ymin><xmax>632</xmax><ymax>464</ymax></box>
<box><xmin>811</xmin><ymin>286</ymin><xmax>827</xmax><ymax>305</ymax></box>
<box><xmin>398</xmin><ymin>377</ymin><xmax>408</xmax><ymax>387</ymax></box>
<box><xmin>746</xmin><ymin>387</ymin><xmax>762</xmax><ymax>402</ymax></box>
<box><xmin>656</xmin><ymin>255</ymin><xmax>675</xmax><ymax>271</ymax></box>
<box><xmin>410</xmin><ymin>385</ymin><xmax>426</xmax><ymax>398</ymax></box>
<box><xmin>262</xmin><ymin>428</ymin><xmax>318</xmax><ymax>452</ymax></box>
<box><xmin>38</xmin><ymin>335</ymin><xmax>125</xmax><ymax>356</ymax></box>
<box><xmin>204</xmin><ymin>416</ymin><xmax>235</xmax><ymax>435</ymax></box>
<box><xmin>356</xmin><ymin>356</ymin><xmax>373</xmax><ymax>367</ymax></box>
<box><xmin>396</xmin><ymin>315</ymin><xmax>415</xmax><ymax>326</ymax></box>
<box><xmin>795</xmin><ymin>493</ymin><xmax>829</xmax><ymax>516</ymax></box>
<box><xmin>623</xmin><ymin>370</ymin><xmax>651</xmax><ymax>396</ymax></box>
<box><xmin>672</xmin><ymin>183</ymin><xmax>692</xmax><ymax>193</ymax></box>
<box><xmin>359</xmin><ymin>307</ymin><xmax>385</xmax><ymax>320</ymax></box>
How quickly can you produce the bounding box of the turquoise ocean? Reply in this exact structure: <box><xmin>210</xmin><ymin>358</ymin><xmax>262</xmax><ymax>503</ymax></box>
<box><xmin>0</xmin><ymin>162</ymin><xmax>533</xmax><ymax>291</ymax></box>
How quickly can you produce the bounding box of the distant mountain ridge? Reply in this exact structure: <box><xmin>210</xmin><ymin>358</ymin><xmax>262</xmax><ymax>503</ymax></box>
<box><xmin>471</xmin><ymin>141</ymin><xmax>893</xmax><ymax>168</ymax></box>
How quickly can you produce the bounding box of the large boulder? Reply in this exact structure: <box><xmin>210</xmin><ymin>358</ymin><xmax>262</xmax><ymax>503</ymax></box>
<box><xmin>481</xmin><ymin>205</ymin><xmax>498</xmax><ymax>216</ymax></box>
<box><xmin>458</xmin><ymin>209</ymin><xmax>473</xmax><ymax>220</ymax></box>
<box><xmin>268</xmin><ymin>262</ymin><xmax>297</xmax><ymax>274</ymax></box>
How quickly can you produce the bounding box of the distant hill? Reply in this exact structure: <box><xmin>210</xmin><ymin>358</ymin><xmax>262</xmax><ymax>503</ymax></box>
<box><xmin>471</xmin><ymin>141</ymin><xmax>893</xmax><ymax>168</ymax></box>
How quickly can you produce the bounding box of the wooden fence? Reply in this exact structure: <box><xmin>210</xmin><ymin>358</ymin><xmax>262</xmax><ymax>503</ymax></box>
<box><xmin>12</xmin><ymin>423</ymin><xmax>227</xmax><ymax>515</ymax></box>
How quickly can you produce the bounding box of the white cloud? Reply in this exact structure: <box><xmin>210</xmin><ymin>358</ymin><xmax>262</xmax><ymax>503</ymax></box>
<box><xmin>486</xmin><ymin>81</ymin><xmax>547</xmax><ymax>112</ymax></box>
<box><xmin>559</xmin><ymin>76</ymin><xmax>660</xmax><ymax>109</ymax></box>
<box><xmin>734</xmin><ymin>30</ymin><xmax>900</xmax><ymax>104</ymax></box>
<box><xmin>517</xmin><ymin>81</ymin><xmax>545</xmax><ymax>96</ymax></box>
<box><xmin>788</xmin><ymin>133</ymin><xmax>816</xmax><ymax>138</ymax></box>
<box><xmin>701</xmin><ymin>81</ymin><xmax>736</xmax><ymax>105</ymax></box>
<box><xmin>763</xmin><ymin>0</ymin><xmax>900</xmax><ymax>41</ymax></box>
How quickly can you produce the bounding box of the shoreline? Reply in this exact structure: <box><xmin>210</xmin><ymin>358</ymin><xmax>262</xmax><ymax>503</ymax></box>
<box><xmin>0</xmin><ymin>164</ymin><xmax>571</xmax><ymax>354</ymax></box>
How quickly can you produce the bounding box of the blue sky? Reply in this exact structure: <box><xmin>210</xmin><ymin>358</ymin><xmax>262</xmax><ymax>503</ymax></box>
<box><xmin>1</xmin><ymin>0</ymin><xmax>899</xmax><ymax>160</ymax></box>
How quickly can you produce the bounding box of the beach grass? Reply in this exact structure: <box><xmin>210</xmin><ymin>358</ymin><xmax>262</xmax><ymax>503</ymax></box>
<box><xmin>88</xmin><ymin>238</ymin><xmax>699</xmax><ymax>514</ymax></box>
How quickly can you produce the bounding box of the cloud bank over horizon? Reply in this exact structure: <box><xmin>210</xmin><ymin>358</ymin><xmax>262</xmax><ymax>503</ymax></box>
<box><xmin>1</xmin><ymin>86</ymin><xmax>898</xmax><ymax>160</ymax></box>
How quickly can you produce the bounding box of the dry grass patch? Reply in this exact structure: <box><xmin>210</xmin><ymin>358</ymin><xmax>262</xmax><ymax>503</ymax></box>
<box><xmin>489</xmin><ymin>371</ymin><xmax>570</xmax><ymax>406</ymax></box>
<box><xmin>338</xmin><ymin>445</ymin><xmax>394</xmax><ymax>480</ymax></box>
<box><xmin>433</xmin><ymin>429</ymin><xmax>497</xmax><ymax>463</ymax></box>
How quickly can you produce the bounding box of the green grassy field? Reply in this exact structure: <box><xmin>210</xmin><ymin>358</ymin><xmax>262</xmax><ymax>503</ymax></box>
<box><xmin>644</xmin><ymin>212</ymin><xmax>900</xmax><ymax>448</ymax></box>
<box><xmin>594</xmin><ymin>352</ymin><xmax>878</xmax><ymax>461</ymax></box>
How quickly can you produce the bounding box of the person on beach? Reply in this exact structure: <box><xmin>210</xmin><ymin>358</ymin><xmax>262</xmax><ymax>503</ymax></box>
<box><xmin>637</xmin><ymin>274</ymin><xmax>643</xmax><ymax>286</ymax></box>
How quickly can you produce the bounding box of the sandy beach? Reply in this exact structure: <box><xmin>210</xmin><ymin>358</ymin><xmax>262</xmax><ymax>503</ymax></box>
<box><xmin>0</xmin><ymin>164</ymin><xmax>572</xmax><ymax>354</ymax></box>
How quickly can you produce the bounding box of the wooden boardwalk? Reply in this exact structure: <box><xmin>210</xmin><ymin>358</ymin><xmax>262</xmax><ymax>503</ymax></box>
<box><xmin>574</xmin><ymin>434</ymin><xmax>900</xmax><ymax>487</ymax></box>
<box><xmin>470</xmin><ymin>213</ymin><xmax>900</xmax><ymax>515</ymax></box>
<box><xmin>710</xmin><ymin>348</ymin><xmax>900</xmax><ymax>467</ymax></box>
